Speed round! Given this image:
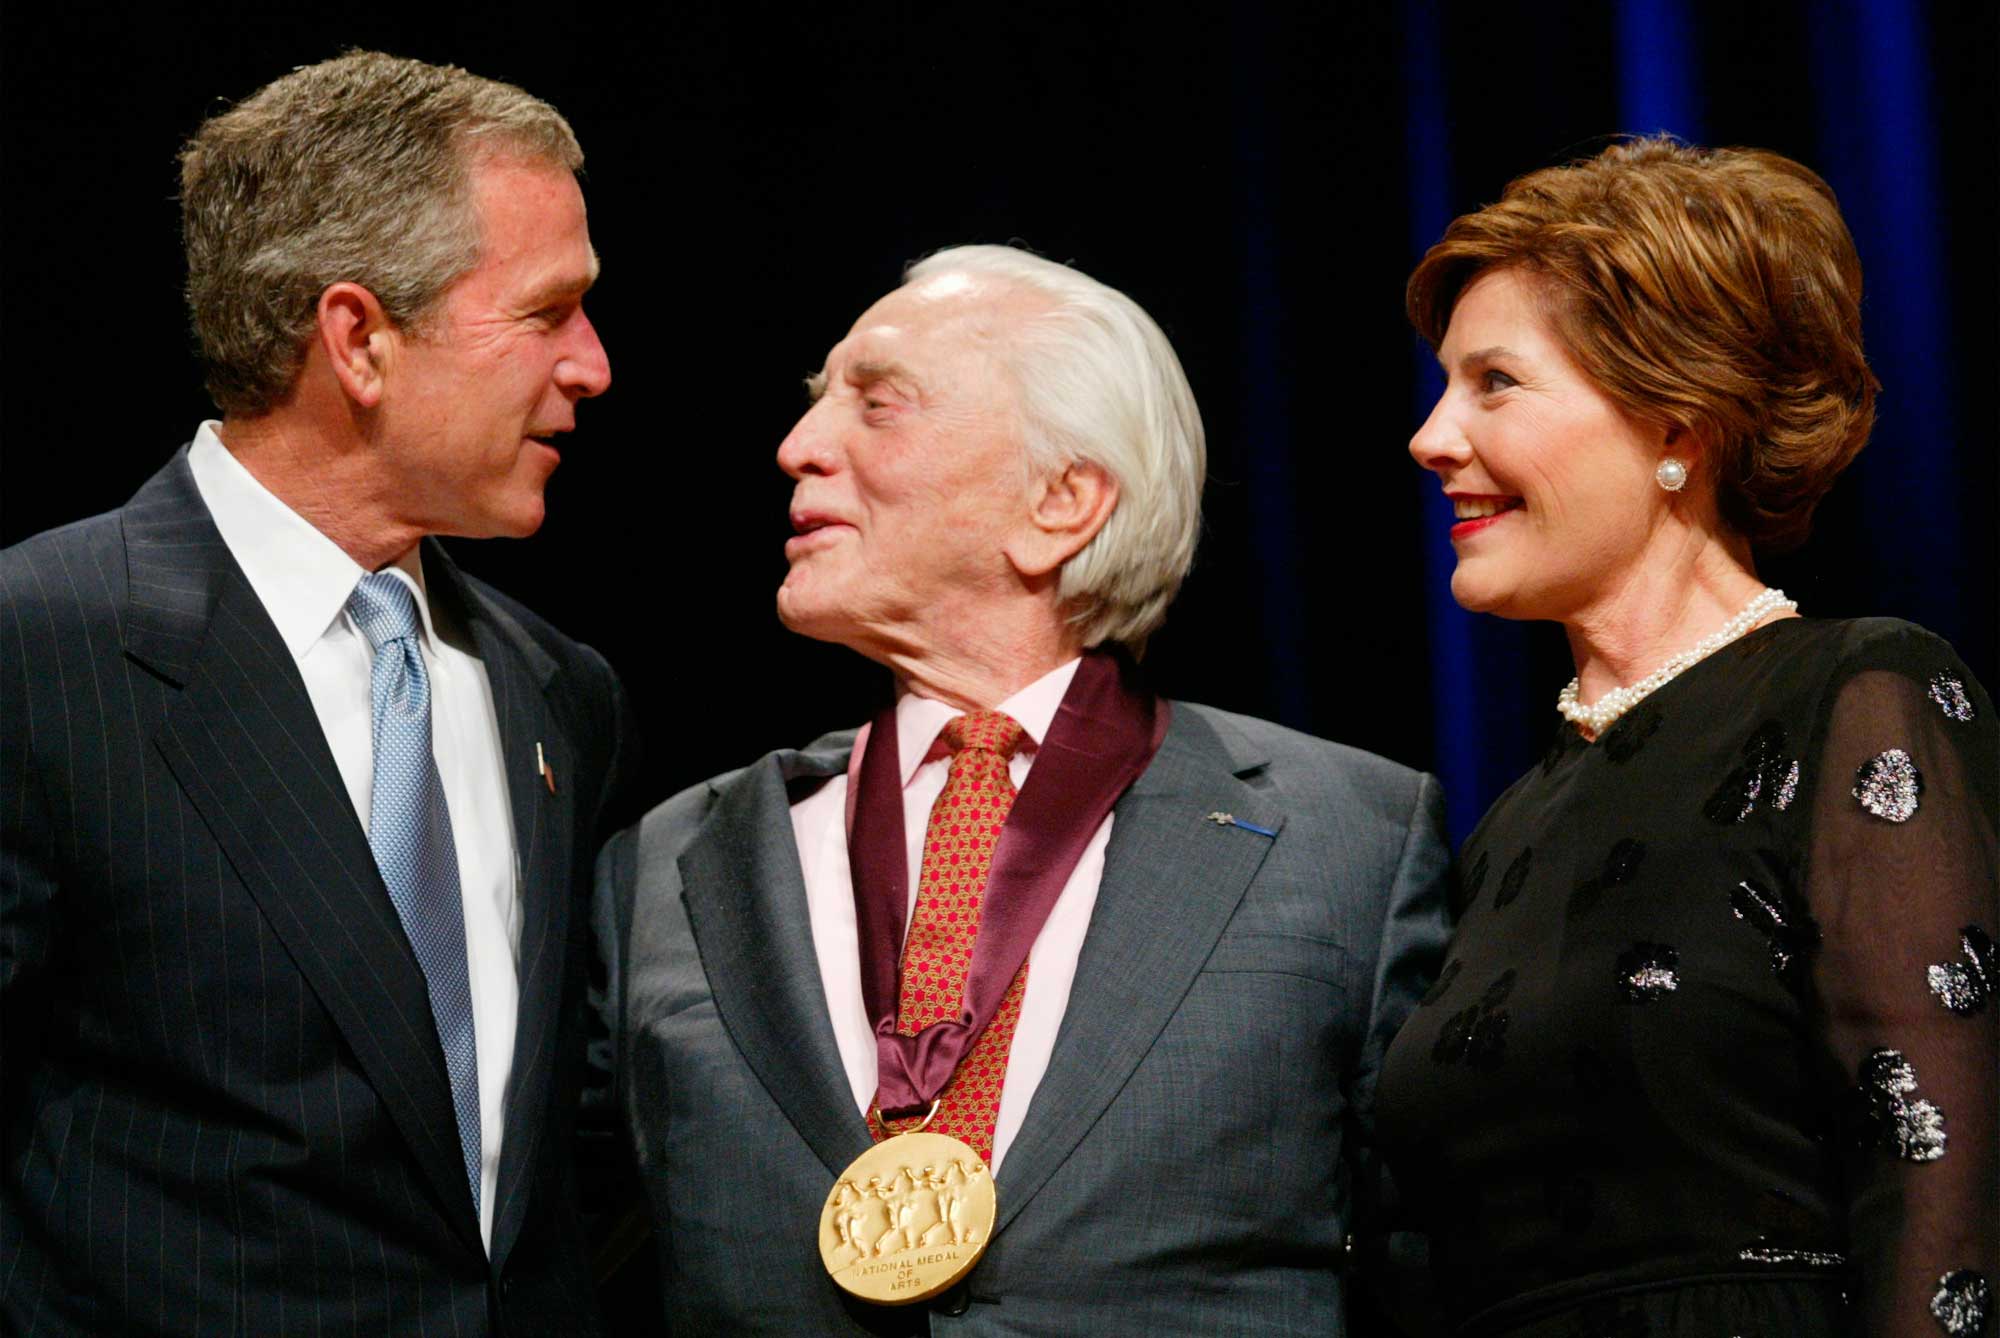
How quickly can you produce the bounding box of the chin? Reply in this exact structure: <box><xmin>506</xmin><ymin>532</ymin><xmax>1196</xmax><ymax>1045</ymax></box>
<box><xmin>1449</xmin><ymin>567</ymin><xmax>1521</xmax><ymax>619</ymax></box>
<box><xmin>490</xmin><ymin>490</ymin><xmax>549</xmax><ymax>539</ymax></box>
<box><xmin>775</xmin><ymin>579</ymin><xmax>846</xmax><ymax>645</ymax></box>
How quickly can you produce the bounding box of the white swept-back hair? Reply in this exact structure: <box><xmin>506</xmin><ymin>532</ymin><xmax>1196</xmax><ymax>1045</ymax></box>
<box><xmin>902</xmin><ymin>244</ymin><xmax>1206</xmax><ymax>655</ymax></box>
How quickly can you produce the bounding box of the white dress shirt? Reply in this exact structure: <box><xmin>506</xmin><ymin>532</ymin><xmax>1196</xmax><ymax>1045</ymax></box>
<box><xmin>189</xmin><ymin>424</ymin><xmax>518</xmax><ymax>1250</ymax></box>
<box><xmin>791</xmin><ymin>658</ymin><xmax>1113</xmax><ymax>1172</ymax></box>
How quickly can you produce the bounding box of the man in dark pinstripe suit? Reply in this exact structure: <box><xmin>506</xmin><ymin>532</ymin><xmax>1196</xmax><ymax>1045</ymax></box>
<box><xmin>1</xmin><ymin>53</ymin><xmax>630</xmax><ymax>1335</ymax></box>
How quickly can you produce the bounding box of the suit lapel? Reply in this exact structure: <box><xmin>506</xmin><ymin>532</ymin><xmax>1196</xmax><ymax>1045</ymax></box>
<box><xmin>126</xmin><ymin>454</ymin><xmax>482</xmax><ymax>1256</ymax></box>
<box><xmin>992</xmin><ymin>706</ymin><xmax>1283</xmax><ymax>1234</ymax></box>
<box><xmin>677</xmin><ymin>743</ymin><xmax>876</xmax><ymax>1180</ymax></box>
<box><xmin>433</xmin><ymin>549</ymin><xmax>573</xmax><ymax>1270</ymax></box>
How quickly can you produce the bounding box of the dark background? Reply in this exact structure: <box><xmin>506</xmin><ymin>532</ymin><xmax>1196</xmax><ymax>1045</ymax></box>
<box><xmin>3</xmin><ymin>0</ymin><xmax>1995</xmax><ymax>1324</ymax></box>
<box><xmin>5</xmin><ymin>1</ymin><xmax>1994</xmax><ymax>845</ymax></box>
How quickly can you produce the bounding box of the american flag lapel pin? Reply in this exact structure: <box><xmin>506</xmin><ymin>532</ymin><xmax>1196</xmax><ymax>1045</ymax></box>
<box><xmin>537</xmin><ymin>741</ymin><xmax>556</xmax><ymax>795</ymax></box>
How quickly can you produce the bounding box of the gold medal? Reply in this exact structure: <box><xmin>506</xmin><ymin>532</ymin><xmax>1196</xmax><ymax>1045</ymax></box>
<box><xmin>819</xmin><ymin>1110</ymin><xmax>997</xmax><ymax>1305</ymax></box>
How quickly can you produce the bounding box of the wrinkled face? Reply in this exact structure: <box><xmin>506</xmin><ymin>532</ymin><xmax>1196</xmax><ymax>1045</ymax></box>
<box><xmin>1408</xmin><ymin>268</ymin><xmax>1671</xmax><ymax>621</ymax></box>
<box><xmin>376</xmin><ymin>156</ymin><xmax>610</xmax><ymax>538</ymax></box>
<box><xmin>775</xmin><ymin>273</ymin><xmax>1039</xmax><ymax>655</ymax></box>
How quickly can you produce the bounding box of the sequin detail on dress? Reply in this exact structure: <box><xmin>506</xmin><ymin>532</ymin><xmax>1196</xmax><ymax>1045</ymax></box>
<box><xmin>1930</xmin><ymin>1271</ymin><xmax>1991</xmax><ymax>1336</ymax></box>
<box><xmin>1774</xmin><ymin>759</ymin><xmax>1800</xmax><ymax>810</ymax></box>
<box><xmin>1432</xmin><ymin>970</ymin><xmax>1512</xmax><ymax>1068</ymax></box>
<box><xmin>1420</xmin><ymin>958</ymin><xmax>1462</xmax><ymax>1007</ymax></box>
<box><xmin>1704</xmin><ymin>721</ymin><xmax>1799</xmax><ymax>824</ymax></box>
<box><xmin>1468</xmin><ymin>1016</ymin><xmax>1508</xmax><ymax>1067</ymax></box>
<box><xmin>1852</xmin><ymin>749</ymin><xmax>1924</xmax><ymax>823</ymax></box>
<box><xmin>1928</xmin><ymin>672</ymin><xmax>1977</xmax><ymax>723</ymax></box>
<box><xmin>1601</xmin><ymin>701</ymin><xmax>1662</xmax><ymax>763</ymax></box>
<box><xmin>1854</xmin><ymin>1049</ymin><xmax>1947</xmax><ymax>1162</ymax></box>
<box><xmin>1456</xmin><ymin>850</ymin><xmax>1490</xmax><ymax>916</ymax></box>
<box><xmin>1493</xmin><ymin>849</ymin><xmax>1533</xmax><ymax>909</ymax></box>
<box><xmin>1737</xmin><ymin>1243</ymin><xmax>1846</xmax><ymax>1268</ymax></box>
<box><xmin>1729</xmin><ymin>880</ymin><xmax>1822</xmax><ymax>996</ymax></box>
<box><xmin>1616</xmin><ymin>943</ymin><xmax>1680</xmax><ymax>1002</ymax></box>
<box><xmin>1927</xmin><ymin>926</ymin><xmax>1994</xmax><ymax>1016</ymax></box>
<box><xmin>1568</xmin><ymin>838</ymin><xmax>1646</xmax><ymax>918</ymax></box>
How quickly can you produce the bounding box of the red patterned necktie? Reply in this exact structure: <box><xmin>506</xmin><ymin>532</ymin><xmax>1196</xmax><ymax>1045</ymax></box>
<box><xmin>873</xmin><ymin>710</ymin><xmax>1029</xmax><ymax>1163</ymax></box>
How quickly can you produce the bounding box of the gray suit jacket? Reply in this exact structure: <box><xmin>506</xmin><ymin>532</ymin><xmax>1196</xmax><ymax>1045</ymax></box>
<box><xmin>595</xmin><ymin>700</ymin><xmax>1450</xmax><ymax>1336</ymax></box>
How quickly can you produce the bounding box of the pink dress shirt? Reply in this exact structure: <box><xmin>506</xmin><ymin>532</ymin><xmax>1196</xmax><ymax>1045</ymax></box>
<box><xmin>789</xmin><ymin>658</ymin><xmax>1113</xmax><ymax>1172</ymax></box>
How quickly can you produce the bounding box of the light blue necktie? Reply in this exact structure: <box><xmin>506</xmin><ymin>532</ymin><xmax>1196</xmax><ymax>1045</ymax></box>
<box><xmin>348</xmin><ymin>571</ymin><xmax>481</xmax><ymax>1217</ymax></box>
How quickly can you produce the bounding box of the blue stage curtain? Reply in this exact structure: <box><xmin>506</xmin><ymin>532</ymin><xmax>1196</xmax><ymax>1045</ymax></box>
<box><xmin>1404</xmin><ymin>0</ymin><xmax>1544</xmax><ymax>846</ymax></box>
<box><xmin>1809</xmin><ymin>1</ymin><xmax>1967</xmax><ymax>651</ymax></box>
<box><xmin>1233</xmin><ymin>2</ymin><xmax>1312</xmax><ymax>731</ymax></box>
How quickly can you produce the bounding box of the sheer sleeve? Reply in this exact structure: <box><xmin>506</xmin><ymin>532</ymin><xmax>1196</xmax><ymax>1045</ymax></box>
<box><xmin>1804</xmin><ymin>631</ymin><xmax>1998</xmax><ymax>1336</ymax></box>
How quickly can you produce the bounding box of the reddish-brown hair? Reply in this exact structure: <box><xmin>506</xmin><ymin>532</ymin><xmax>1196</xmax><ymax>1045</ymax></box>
<box><xmin>1407</xmin><ymin>137</ymin><xmax>1878</xmax><ymax>550</ymax></box>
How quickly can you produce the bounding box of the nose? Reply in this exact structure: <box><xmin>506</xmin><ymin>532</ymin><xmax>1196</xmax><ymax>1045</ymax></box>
<box><xmin>557</xmin><ymin>309</ymin><xmax>612</xmax><ymax>399</ymax></box>
<box><xmin>1408</xmin><ymin>391</ymin><xmax>1469</xmax><ymax>478</ymax></box>
<box><xmin>776</xmin><ymin>398</ymin><xmax>838</xmax><ymax>480</ymax></box>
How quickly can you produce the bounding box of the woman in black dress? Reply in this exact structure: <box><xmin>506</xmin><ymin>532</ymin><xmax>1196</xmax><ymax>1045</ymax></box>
<box><xmin>1376</xmin><ymin>138</ymin><xmax>1996</xmax><ymax>1336</ymax></box>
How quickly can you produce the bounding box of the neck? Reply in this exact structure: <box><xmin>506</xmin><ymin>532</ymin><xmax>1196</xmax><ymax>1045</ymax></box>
<box><xmin>865</xmin><ymin>607</ymin><xmax>1084</xmax><ymax>712</ymax></box>
<box><xmin>219</xmin><ymin>412</ymin><xmax>422</xmax><ymax>572</ymax></box>
<box><xmin>1563</xmin><ymin>530</ymin><xmax>1780</xmax><ymax>703</ymax></box>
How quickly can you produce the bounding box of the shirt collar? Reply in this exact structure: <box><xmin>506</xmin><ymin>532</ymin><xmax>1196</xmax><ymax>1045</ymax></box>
<box><xmin>187</xmin><ymin>422</ymin><xmax>437</xmax><ymax>658</ymax></box>
<box><xmin>893</xmin><ymin>657</ymin><xmax>1083</xmax><ymax>787</ymax></box>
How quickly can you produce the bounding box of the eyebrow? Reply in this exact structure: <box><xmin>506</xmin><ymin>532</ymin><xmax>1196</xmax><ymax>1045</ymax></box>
<box><xmin>849</xmin><ymin>358</ymin><xmax>922</xmax><ymax>394</ymax></box>
<box><xmin>520</xmin><ymin>248</ymin><xmax>603</xmax><ymax>313</ymax></box>
<box><xmin>803</xmin><ymin>357</ymin><xmax>925</xmax><ymax>404</ymax></box>
<box><xmin>1454</xmin><ymin>344</ymin><xmax>1517</xmax><ymax>368</ymax></box>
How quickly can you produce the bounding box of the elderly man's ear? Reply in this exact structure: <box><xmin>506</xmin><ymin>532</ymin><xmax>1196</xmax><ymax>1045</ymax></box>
<box><xmin>317</xmin><ymin>282</ymin><xmax>399</xmax><ymax>409</ymax></box>
<box><xmin>1006</xmin><ymin>461</ymin><xmax>1120</xmax><ymax>579</ymax></box>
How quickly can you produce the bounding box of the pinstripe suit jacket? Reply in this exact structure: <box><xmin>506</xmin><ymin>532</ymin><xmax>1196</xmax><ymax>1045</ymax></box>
<box><xmin>596</xmin><ymin>702</ymin><xmax>1452</xmax><ymax>1335</ymax></box>
<box><xmin>0</xmin><ymin>450</ymin><xmax>632</xmax><ymax>1336</ymax></box>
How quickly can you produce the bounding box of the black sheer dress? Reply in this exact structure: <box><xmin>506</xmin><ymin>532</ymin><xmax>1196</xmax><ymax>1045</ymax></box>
<box><xmin>1377</xmin><ymin>619</ymin><xmax>1998</xmax><ymax>1336</ymax></box>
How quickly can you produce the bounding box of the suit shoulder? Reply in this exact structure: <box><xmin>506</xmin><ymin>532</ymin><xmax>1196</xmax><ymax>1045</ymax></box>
<box><xmin>0</xmin><ymin>508</ymin><xmax>128</xmax><ymax>611</ymax></box>
<box><xmin>617</xmin><ymin>725</ymin><xmax>857</xmax><ymax>872</ymax></box>
<box><xmin>1173</xmin><ymin>700</ymin><xmax>1430</xmax><ymax>798</ymax></box>
<box><xmin>0</xmin><ymin>512</ymin><xmax>134</xmax><ymax>664</ymax></box>
<box><xmin>608</xmin><ymin>763</ymin><xmax>754</xmax><ymax>893</ymax></box>
<box><xmin>631</xmin><ymin>770</ymin><xmax>738</xmax><ymax>846</ymax></box>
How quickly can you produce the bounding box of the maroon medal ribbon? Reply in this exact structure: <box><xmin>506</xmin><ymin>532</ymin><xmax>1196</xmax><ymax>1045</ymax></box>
<box><xmin>849</xmin><ymin>649</ymin><xmax>1170</xmax><ymax>1118</ymax></box>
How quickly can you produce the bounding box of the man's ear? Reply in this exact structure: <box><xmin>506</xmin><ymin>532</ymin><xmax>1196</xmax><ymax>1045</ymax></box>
<box><xmin>1007</xmin><ymin>460</ymin><xmax>1120</xmax><ymax>579</ymax></box>
<box><xmin>317</xmin><ymin>282</ymin><xmax>397</xmax><ymax>409</ymax></box>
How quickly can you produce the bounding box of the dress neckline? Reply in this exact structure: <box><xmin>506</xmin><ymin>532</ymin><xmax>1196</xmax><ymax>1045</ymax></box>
<box><xmin>1570</xmin><ymin>615</ymin><xmax>1804</xmax><ymax>747</ymax></box>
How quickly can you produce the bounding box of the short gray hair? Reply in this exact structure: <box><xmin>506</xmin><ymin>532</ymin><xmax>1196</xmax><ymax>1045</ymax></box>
<box><xmin>180</xmin><ymin>51</ymin><xmax>584</xmax><ymax>415</ymax></box>
<box><xmin>902</xmin><ymin>245</ymin><xmax>1206</xmax><ymax>654</ymax></box>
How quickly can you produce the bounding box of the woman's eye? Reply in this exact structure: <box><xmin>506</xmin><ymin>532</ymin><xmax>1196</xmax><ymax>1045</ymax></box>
<box><xmin>1481</xmin><ymin>369</ymin><xmax>1517</xmax><ymax>393</ymax></box>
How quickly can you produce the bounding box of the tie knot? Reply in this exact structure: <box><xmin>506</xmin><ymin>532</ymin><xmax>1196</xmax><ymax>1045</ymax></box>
<box><xmin>941</xmin><ymin>710</ymin><xmax>1025</xmax><ymax>760</ymax></box>
<box><xmin>347</xmin><ymin>571</ymin><xmax>423</xmax><ymax>652</ymax></box>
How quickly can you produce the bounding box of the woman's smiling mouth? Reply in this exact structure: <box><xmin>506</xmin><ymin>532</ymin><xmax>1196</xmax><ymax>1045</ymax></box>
<box><xmin>1449</xmin><ymin>495</ymin><xmax>1523</xmax><ymax>539</ymax></box>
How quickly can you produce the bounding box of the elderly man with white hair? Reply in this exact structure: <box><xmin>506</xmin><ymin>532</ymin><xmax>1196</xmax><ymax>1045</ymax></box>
<box><xmin>595</xmin><ymin>245</ymin><xmax>1451</xmax><ymax>1335</ymax></box>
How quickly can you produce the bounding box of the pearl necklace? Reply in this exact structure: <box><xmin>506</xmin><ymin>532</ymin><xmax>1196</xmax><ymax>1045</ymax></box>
<box><xmin>1557</xmin><ymin>587</ymin><xmax>1796</xmax><ymax>737</ymax></box>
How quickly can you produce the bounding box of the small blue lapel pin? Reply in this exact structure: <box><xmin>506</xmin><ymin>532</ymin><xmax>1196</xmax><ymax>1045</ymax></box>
<box><xmin>1205</xmin><ymin>810</ymin><xmax>1276</xmax><ymax>838</ymax></box>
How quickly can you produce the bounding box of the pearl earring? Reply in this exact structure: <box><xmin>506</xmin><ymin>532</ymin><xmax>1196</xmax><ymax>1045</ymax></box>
<box><xmin>1655</xmin><ymin>458</ymin><xmax>1688</xmax><ymax>492</ymax></box>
